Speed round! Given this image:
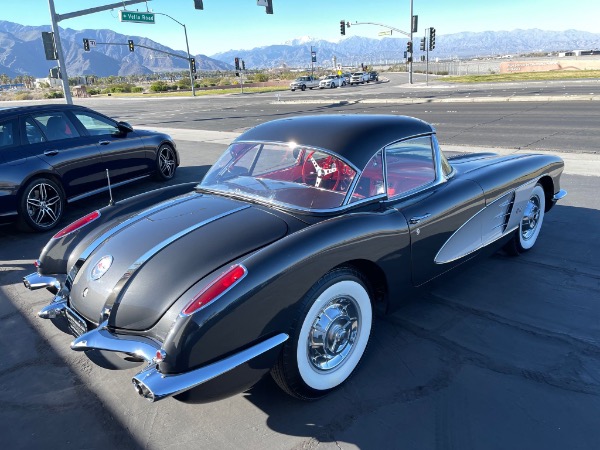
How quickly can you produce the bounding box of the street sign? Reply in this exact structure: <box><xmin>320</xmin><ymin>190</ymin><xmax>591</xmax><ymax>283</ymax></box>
<box><xmin>89</xmin><ymin>39</ymin><xmax>96</xmax><ymax>47</ymax></box>
<box><xmin>119</xmin><ymin>10</ymin><xmax>155</xmax><ymax>24</ymax></box>
<box><xmin>378</xmin><ymin>30</ymin><xmax>392</xmax><ymax>36</ymax></box>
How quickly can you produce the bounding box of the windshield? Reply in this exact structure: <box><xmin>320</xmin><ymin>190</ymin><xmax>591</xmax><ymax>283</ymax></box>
<box><xmin>352</xmin><ymin>72</ymin><xmax>363</xmax><ymax>76</ymax></box>
<box><xmin>200</xmin><ymin>142</ymin><xmax>357</xmax><ymax>210</ymax></box>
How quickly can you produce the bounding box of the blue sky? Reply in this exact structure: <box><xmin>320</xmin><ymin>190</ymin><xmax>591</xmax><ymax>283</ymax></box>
<box><xmin>3</xmin><ymin>0</ymin><xmax>599</xmax><ymax>55</ymax></box>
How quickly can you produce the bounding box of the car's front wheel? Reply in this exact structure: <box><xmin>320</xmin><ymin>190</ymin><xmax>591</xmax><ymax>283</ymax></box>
<box><xmin>18</xmin><ymin>177</ymin><xmax>65</xmax><ymax>232</ymax></box>
<box><xmin>271</xmin><ymin>268</ymin><xmax>372</xmax><ymax>400</ymax></box>
<box><xmin>504</xmin><ymin>183</ymin><xmax>546</xmax><ymax>255</ymax></box>
<box><xmin>155</xmin><ymin>144</ymin><xmax>177</xmax><ymax>181</ymax></box>
<box><xmin>301</xmin><ymin>85</ymin><xmax>306</xmax><ymax>91</ymax></box>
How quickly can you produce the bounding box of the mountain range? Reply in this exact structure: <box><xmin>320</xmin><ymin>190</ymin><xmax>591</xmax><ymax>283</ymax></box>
<box><xmin>1</xmin><ymin>20</ymin><xmax>599</xmax><ymax>78</ymax></box>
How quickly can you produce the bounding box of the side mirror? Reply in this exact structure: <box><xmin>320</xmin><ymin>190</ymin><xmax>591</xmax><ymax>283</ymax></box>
<box><xmin>117</xmin><ymin>121</ymin><xmax>133</xmax><ymax>133</ymax></box>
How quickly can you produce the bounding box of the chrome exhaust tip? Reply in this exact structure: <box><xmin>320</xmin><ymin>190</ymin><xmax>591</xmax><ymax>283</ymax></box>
<box><xmin>23</xmin><ymin>273</ymin><xmax>61</xmax><ymax>295</ymax></box>
<box><xmin>132</xmin><ymin>378</ymin><xmax>155</xmax><ymax>402</ymax></box>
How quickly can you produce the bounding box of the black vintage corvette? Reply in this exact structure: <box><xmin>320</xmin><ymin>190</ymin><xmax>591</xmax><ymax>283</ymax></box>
<box><xmin>24</xmin><ymin>115</ymin><xmax>566</xmax><ymax>402</ymax></box>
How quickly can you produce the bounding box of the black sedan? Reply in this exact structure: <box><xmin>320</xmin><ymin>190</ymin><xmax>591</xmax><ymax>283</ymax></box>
<box><xmin>24</xmin><ymin>115</ymin><xmax>566</xmax><ymax>403</ymax></box>
<box><xmin>0</xmin><ymin>104</ymin><xmax>178</xmax><ymax>231</ymax></box>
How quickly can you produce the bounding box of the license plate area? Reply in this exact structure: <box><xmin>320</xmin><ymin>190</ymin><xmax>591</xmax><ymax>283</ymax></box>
<box><xmin>65</xmin><ymin>306</ymin><xmax>87</xmax><ymax>337</ymax></box>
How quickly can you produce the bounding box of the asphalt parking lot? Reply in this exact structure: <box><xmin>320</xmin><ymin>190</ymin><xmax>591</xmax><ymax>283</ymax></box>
<box><xmin>2</xmin><ymin>120</ymin><xmax>600</xmax><ymax>449</ymax></box>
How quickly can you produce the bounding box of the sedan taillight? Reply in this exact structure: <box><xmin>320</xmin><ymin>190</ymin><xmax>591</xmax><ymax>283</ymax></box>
<box><xmin>53</xmin><ymin>210</ymin><xmax>100</xmax><ymax>239</ymax></box>
<box><xmin>182</xmin><ymin>265</ymin><xmax>247</xmax><ymax>316</ymax></box>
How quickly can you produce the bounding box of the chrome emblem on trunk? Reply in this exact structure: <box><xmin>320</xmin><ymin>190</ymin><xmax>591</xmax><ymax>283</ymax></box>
<box><xmin>91</xmin><ymin>255</ymin><xmax>113</xmax><ymax>280</ymax></box>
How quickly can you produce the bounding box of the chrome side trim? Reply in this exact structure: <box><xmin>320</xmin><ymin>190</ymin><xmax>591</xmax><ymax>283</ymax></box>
<box><xmin>77</xmin><ymin>195</ymin><xmax>196</xmax><ymax>262</ymax></box>
<box><xmin>71</xmin><ymin>320</ymin><xmax>161</xmax><ymax>363</ymax></box>
<box><xmin>101</xmin><ymin>205</ymin><xmax>251</xmax><ymax>313</ymax></box>
<box><xmin>67</xmin><ymin>175</ymin><xmax>150</xmax><ymax>203</ymax></box>
<box><xmin>65</xmin><ymin>195</ymin><xmax>198</xmax><ymax>286</ymax></box>
<box><xmin>553</xmin><ymin>190</ymin><xmax>567</xmax><ymax>201</ymax></box>
<box><xmin>131</xmin><ymin>333</ymin><xmax>289</xmax><ymax>402</ymax></box>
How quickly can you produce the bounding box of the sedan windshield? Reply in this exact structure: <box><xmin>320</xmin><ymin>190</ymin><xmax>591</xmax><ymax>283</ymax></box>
<box><xmin>200</xmin><ymin>142</ymin><xmax>357</xmax><ymax>210</ymax></box>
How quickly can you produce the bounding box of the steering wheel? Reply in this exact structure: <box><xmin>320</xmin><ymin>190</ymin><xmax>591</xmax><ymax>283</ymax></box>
<box><xmin>301</xmin><ymin>151</ymin><xmax>341</xmax><ymax>190</ymax></box>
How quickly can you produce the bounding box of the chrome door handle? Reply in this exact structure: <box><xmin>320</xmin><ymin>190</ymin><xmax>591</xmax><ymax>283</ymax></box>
<box><xmin>44</xmin><ymin>150</ymin><xmax>59</xmax><ymax>156</ymax></box>
<box><xmin>409</xmin><ymin>213</ymin><xmax>431</xmax><ymax>224</ymax></box>
<box><xmin>98</xmin><ymin>140</ymin><xmax>110</xmax><ymax>145</ymax></box>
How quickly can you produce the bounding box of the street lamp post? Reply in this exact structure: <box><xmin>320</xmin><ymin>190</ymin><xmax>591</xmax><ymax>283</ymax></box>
<box><xmin>154</xmin><ymin>12</ymin><xmax>195</xmax><ymax>97</ymax></box>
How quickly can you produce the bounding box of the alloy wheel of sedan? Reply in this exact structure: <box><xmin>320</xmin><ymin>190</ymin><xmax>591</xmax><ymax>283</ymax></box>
<box><xmin>156</xmin><ymin>144</ymin><xmax>176</xmax><ymax>180</ymax></box>
<box><xmin>272</xmin><ymin>268</ymin><xmax>372</xmax><ymax>400</ymax></box>
<box><xmin>19</xmin><ymin>178</ymin><xmax>65</xmax><ymax>231</ymax></box>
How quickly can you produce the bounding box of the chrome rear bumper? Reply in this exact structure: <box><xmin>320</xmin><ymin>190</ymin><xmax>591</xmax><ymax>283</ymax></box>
<box><xmin>24</xmin><ymin>272</ymin><xmax>289</xmax><ymax>403</ymax></box>
<box><xmin>131</xmin><ymin>333</ymin><xmax>288</xmax><ymax>402</ymax></box>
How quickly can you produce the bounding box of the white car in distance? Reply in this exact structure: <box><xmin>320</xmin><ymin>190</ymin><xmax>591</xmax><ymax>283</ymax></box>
<box><xmin>319</xmin><ymin>75</ymin><xmax>345</xmax><ymax>89</ymax></box>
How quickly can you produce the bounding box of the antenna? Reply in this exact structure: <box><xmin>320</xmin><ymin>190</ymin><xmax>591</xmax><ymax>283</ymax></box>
<box><xmin>106</xmin><ymin>169</ymin><xmax>114</xmax><ymax>206</ymax></box>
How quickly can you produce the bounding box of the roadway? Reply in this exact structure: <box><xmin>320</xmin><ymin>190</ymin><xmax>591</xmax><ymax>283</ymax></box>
<box><xmin>1</xmin><ymin>81</ymin><xmax>600</xmax><ymax>449</ymax></box>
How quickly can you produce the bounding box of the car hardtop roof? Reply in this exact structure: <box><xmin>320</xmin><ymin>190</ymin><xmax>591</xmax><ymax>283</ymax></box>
<box><xmin>0</xmin><ymin>103</ymin><xmax>90</xmax><ymax>119</ymax></box>
<box><xmin>235</xmin><ymin>114</ymin><xmax>435</xmax><ymax>170</ymax></box>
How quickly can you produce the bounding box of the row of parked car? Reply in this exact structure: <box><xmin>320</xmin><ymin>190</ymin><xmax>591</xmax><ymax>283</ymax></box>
<box><xmin>289</xmin><ymin>71</ymin><xmax>379</xmax><ymax>91</ymax></box>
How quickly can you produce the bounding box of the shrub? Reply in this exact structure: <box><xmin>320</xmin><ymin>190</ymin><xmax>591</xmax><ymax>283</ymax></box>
<box><xmin>253</xmin><ymin>73</ymin><xmax>269</xmax><ymax>82</ymax></box>
<box><xmin>149</xmin><ymin>81</ymin><xmax>168</xmax><ymax>92</ymax></box>
<box><xmin>14</xmin><ymin>92</ymin><xmax>33</xmax><ymax>100</ymax></box>
<box><xmin>45</xmin><ymin>91</ymin><xmax>64</xmax><ymax>99</ymax></box>
<box><xmin>131</xmin><ymin>86</ymin><xmax>143</xmax><ymax>93</ymax></box>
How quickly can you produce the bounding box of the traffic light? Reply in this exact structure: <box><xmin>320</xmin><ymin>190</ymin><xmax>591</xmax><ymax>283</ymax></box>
<box><xmin>234</xmin><ymin>57</ymin><xmax>240</xmax><ymax>71</ymax></box>
<box><xmin>340</xmin><ymin>20</ymin><xmax>345</xmax><ymax>36</ymax></box>
<box><xmin>265</xmin><ymin>0</ymin><xmax>273</xmax><ymax>14</ymax></box>
<box><xmin>429</xmin><ymin>27</ymin><xmax>436</xmax><ymax>51</ymax></box>
<box><xmin>190</xmin><ymin>58</ymin><xmax>196</xmax><ymax>73</ymax></box>
<box><xmin>407</xmin><ymin>41</ymin><xmax>413</xmax><ymax>53</ymax></box>
<box><xmin>128</xmin><ymin>40</ymin><xmax>135</xmax><ymax>52</ymax></box>
<box><xmin>420</xmin><ymin>38</ymin><xmax>426</xmax><ymax>51</ymax></box>
<box><xmin>242</xmin><ymin>60</ymin><xmax>246</xmax><ymax>70</ymax></box>
<box><xmin>193</xmin><ymin>0</ymin><xmax>203</xmax><ymax>9</ymax></box>
<box><xmin>42</xmin><ymin>32</ymin><xmax>57</xmax><ymax>60</ymax></box>
<box><xmin>83</xmin><ymin>38</ymin><xmax>90</xmax><ymax>52</ymax></box>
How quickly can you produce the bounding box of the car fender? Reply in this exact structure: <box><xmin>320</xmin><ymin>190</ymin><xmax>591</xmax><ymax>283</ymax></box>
<box><xmin>158</xmin><ymin>207</ymin><xmax>411</xmax><ymax>374</ymax></box>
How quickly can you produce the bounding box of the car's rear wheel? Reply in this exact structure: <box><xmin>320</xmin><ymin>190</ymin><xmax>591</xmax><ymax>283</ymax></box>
<box><xmin>271</xmin><ymin>268</ymin><xmax>372</xmax><ymax>400</ymax></box>
<box><xmin>155</xmin><ymin>144</ymin><xmax>177</xmax><ymax>181</ymax></box>
<box><xmin>504</xmin><ymin>183</ymin><xmax>546</xmax><ymax>255</ymax></box>
<box><xmin>18</xmin><ymin>177</ymin><xmax>65</xmax><ymax>232</ymax></box>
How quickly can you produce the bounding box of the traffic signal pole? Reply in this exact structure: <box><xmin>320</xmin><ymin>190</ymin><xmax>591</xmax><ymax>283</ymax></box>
<box><xmin>409</xmin><ymin>0</ymin><xmax>413</xmax><ymax>84</ymax></box>
<box><xmin>48</xmin><ymin>0</ymin><xmax>72</xmax><ymax>104</ymax></box>
<box><xmin>47</xmin><ymin>0</ymin><xmax>150</xmax><ymax>104</ymax></box>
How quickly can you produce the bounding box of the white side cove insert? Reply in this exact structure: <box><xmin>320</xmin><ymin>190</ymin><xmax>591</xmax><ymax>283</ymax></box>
<box><xmin>434</xmin><ymin>180</ymin><xmax>537</xmax><ymax>264</ymax></box>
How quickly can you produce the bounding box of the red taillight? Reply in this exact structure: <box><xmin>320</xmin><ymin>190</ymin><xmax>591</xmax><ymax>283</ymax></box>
<box><xmin>53</xmin><ymin>210</ymin><xmax>100</xmax><ymax>239</ymax></box>
<box><xmin>182</xmin><ymin>265</ymin><xmax>247</xmax><ymax>315</ymax></box>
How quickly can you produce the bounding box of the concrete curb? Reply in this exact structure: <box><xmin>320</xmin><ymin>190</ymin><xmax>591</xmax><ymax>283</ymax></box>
<box><xmin>270</xmin><ymin>95</ymin><xmax>600</xmax><ymax>106</ymax></box>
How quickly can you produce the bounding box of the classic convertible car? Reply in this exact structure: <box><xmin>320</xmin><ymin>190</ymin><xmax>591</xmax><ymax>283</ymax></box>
<box><xmin>24</xmin><ymin>115</ymin><xmax>566</xmax><ymax>403</ymax></box>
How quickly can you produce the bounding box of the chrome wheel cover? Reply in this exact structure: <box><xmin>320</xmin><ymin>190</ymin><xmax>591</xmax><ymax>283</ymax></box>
<box><xmin>26</xmin><ymin>182</ymin><xmax>62</xmax><ymax>228</ymax></box>
<box><xmin>307</xmin><ymin>296</ymin><xmax>360</xmax><ymax>372</ymax></box>
<box><xmin>158</xmin><ymin>146</ymin><xmax>176</xmax><ymax>178</ymax></box>
<box><xmin>521</xmin><ymin>193</ymin><xmax>542</xmax><ymax>241</ymax></box>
